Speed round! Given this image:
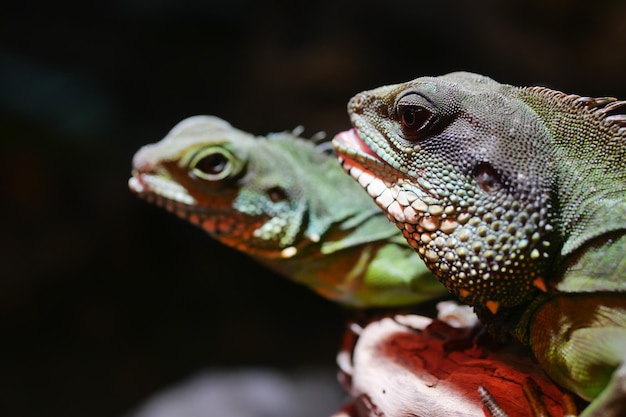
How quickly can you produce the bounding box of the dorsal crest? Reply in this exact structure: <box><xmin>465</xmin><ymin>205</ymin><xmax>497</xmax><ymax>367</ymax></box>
<box><xmin>518</xmin><ymin>86</ymin><xmax>626</xmax><ymax>256</ymax></box>
<box><xmin>523</xmin><ymin>86</ymin><xmax>626</xmax><ymax>132</ymax></box>
<box><xmin>571</xmin><ymin>95</ymin><xmax>626</xmax><ymax>128</ymax></box>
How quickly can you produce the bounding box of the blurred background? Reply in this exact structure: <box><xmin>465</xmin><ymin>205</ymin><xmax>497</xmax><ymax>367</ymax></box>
<box><xmin>2</xmin><ymin>1</ymin><xmax>625</xmax><ymax>416</ymax></box>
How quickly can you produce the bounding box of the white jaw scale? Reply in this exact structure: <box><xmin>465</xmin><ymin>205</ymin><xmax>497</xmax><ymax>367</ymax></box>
<box><xmin>334</xmin><ymin>129</ymin><xmax>456</xmax><ymax>236</ymax></box>
<box><xmin>128</xmin><ymin>172</ymin><xmax>196</xmax><ymax>206</ymax></box>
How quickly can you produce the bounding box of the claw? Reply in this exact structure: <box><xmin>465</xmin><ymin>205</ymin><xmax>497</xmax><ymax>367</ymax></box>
<box><xmin>478</xmin><ymin>386</ymin><xmax>509</xmax><ymax>417</ymax></box>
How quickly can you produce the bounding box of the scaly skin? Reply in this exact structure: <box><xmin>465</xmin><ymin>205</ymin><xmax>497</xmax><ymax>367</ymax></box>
<box><xmin>129</xmin><ymin>115</ymin><xmax>445</xmax><ymax>308</ymax></box>
<box><xmin>332</xmin><ymin>72</ymin><xmax>626</xmax><ymax>414</ymax></box>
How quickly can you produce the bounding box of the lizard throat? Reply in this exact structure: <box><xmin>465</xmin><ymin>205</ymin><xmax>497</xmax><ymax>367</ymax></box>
<box><xmin>333</xmin><ymin>128</ymin><xmax>552</xmax><ymax>311</ymax></box>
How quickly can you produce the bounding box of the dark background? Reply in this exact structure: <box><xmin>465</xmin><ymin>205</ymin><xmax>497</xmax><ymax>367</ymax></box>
<box><xmin>2</xmin><ymin>1</ymin><xmax>625</xmax><ymax>416</ymax></box>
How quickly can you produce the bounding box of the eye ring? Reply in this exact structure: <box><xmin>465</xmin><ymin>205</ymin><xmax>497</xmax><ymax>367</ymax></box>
<box><xmin>190</xmin><ymin>148</ymin><xmax>235</xmax><ymax>181</ymax></box>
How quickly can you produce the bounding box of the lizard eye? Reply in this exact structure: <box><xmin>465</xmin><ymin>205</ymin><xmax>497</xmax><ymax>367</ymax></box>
<box><xmin>190</xmin><ymin>148</ymin><xmax>234</xmax><ymax>181</ymax></box>
<box><xmin>396</xmin><ymin>94</ymin><xmax>436</xmax><ymax>140</ymax></box>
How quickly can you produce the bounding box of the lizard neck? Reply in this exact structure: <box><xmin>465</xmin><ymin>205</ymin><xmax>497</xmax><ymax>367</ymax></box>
<box><xmin>518</xmin><ymin>87</ymin><xmax>626</xmax><ymax>258</ymax></box>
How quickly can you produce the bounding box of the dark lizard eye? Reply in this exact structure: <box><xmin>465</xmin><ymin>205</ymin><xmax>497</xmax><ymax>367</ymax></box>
<box><xmin>401</xmin><ymin>106</ymin><xmax>430</xmax><ymax>129</ymax></box>
<box><xmin>396</xmin><ymin>93</ymin><xmax>437</xmax><ymax>140</ymax></box>
<box><xmin>398</xmin><ymin>105</ymin><xmax>435</xmax><ymax>140</ymax></box>
<box><xmin>196</xmin><ymin>153</ymin><xmax>228</xmax><ymax>175</ymax></box>
<box><xmin>190</xmin><ymin>149</ymin><xmax>234</xmax><ymax>181</ymax></box>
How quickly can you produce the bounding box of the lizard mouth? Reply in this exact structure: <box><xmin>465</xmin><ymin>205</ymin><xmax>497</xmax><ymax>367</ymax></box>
<box><xmin>333</xmin><ymin>128</ymin><xmax>381</xmax><ymax>159</ymax></box>
<box><xmin>333</xmin><ymin>129</ymin><xmax>435</xmax><ymax>226</ymax></box>
<box><xmin>129</xmin><ymin>171</ymin><xmax>196</xmax><ymax>208</ymax></box>
<box><xmin>332</xmin><ymin>128</ymin><xmax>393</xmax><ymax>198</ymax></box>
<box><xmin>129</xmin><ymin>171</ymin><xmax>248</xmax><ymax>240</ymax></box>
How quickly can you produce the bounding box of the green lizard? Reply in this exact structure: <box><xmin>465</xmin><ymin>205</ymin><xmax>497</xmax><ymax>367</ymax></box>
<box><xmin>129</xmin><ymin>115</ymin><xmax>445</xmax><ymax>308</ymax></box>
<box><xmin>332</xmin><ymin>72</ymin><xmax>626</xmax><ymax>415</ymax></box>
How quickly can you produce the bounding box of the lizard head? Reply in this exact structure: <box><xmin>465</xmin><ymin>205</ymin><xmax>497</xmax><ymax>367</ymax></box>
<box><xmin>333</xmin><ymin>72</ymin><xmax>558</xmax><ymax>315</ymax></box>
<box><xmin>129</xmin><ymin>115</ymin><xmax>314</xmax><ymax>258</ymax></box>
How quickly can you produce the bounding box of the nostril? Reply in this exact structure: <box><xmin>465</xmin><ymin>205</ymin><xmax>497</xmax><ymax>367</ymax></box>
<box><xmin>131</xmin><ymin>144</ymin><xmax>158</xmax><ymax>173</ymax></box>
<box><xmin>350</xmin><ymin>94</ymin><xmax>365</xmax><ymax>112</ymax></box>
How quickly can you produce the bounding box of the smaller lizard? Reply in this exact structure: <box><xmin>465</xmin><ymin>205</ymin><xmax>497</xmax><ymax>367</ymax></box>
<box><xmin>129</xmin><ymin>115</ymin><xmax>445</xmax><ymax>308</ymax></box>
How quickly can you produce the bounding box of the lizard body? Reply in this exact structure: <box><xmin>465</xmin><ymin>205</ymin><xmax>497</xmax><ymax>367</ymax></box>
<box><xmin>129</xmin><ymin>115</ymin><xmax>444</xmax><ymax>308</ymax></box>
<box><xmin>332</xmin><ymin>72</ymin><xmax>626</xmax><ymax>414</ymax></box>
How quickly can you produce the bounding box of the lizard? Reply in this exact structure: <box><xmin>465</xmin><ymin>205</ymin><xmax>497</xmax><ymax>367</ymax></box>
<box><xmin>332</xmin><ymin>71</ymin><xmax>626</xmax><ymax>416</ymax></box>
<box><xmin>128</xmin><ymin>115</ymin><xmax>446</xmax><ymax>308</ymax></box>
